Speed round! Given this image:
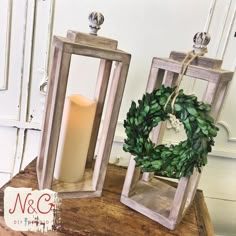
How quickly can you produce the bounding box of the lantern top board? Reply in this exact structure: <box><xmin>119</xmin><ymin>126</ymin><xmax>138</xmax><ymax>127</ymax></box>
<box><xmin>37</xmin><ymin>29</ymin><xmax>131</xmax><ymax>199</ymax></box>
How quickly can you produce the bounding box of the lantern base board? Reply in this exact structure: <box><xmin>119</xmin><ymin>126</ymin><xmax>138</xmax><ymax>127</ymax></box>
<box><xmin>52</xmin><ymin>168</ymin><xmax>94</xmax><ymax>192</ymax></box>
<box><xmin>56</xmin><ymin>190</ymin><xmax>102</xmax><ymax>199</ymax></box>
<box><xmin>51</xmin><ymin>168</ymin><xmax>101</xmax><ymax>199</ymax></box>
<box><xmin>120</xmin><ymin>195</ymin><xmax>177</xmax><ymax>230</ymax></box>
<box><xmin>121</xmin><ymin>177</ymin><xmax>191</xmax><ymax>230</ymax></box>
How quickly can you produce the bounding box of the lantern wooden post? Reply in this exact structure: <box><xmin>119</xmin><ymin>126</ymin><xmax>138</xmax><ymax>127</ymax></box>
<box><xmin>120</xmin><ymin>33</ymin><xmax>233</xmax><ymax>230</ymax></box>
<box><xmin>37</xmin><ymin>22</ymin><xmax>131</xmax><ymax>199</ymax></box>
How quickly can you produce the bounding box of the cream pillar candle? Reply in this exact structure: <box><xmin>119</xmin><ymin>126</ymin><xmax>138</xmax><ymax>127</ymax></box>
<box><xmin>54</xmin><ymin>95</ymin><xmax>97</xmax><ymax>183</ymax></box>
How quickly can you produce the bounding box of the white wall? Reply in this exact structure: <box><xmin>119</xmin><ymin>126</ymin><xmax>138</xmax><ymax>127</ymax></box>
<box><xmin>52</xmin><ymin>0</ymin><xmax>213</xmax><ymax>120</ymax></box>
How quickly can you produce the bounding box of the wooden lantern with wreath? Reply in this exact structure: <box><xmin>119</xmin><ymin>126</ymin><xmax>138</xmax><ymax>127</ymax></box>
<box><xmin>120</xmin><ymin>32</ymin><xmax>234</xmax><ymax>230</ymax></box>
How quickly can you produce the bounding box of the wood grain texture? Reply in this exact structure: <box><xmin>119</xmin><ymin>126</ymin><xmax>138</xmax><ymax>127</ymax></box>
<box><xmin>37</xmin><ymin>42</ymin><xmax>72</xmax><ymax>190</ymax></box>
<box><xmin>53</xmin><ymin>36</ymin><xmax>130</xmax><ymax>63</ymax></box>
<box><xmin>169</xmin><ymin>177</ymin><xmax>192</xmax><ymax>223</ymax></box>
<box><xmin>169</xmin><ymin>51</ymin><xmax>223</xmax><ymax>69</ymax></box>
<box><xmin>121</xmin><ymin>157</ymin><xmax>141</xmax><ymax>197</ymax></box>
<box><xmin>67</xmin><ymin>30</ymin><xmax>118</xmax><ymax>50</ymax></box>
<box><xmin>152</xmin><ymin>57</ymin><xmax>233</xmax><ymax>83</ymax></box>
<box><xmin>92</xmin><ymin>61</ymin><xmax>130</xmax><ymax>191</ymax></box>
<box><xmin>86</xmin><ymin>59</ymin><xmax>112</xmax><ymax>168</ymax></box>
<box><xmin>0</xmin><ymin>159</ymin><xmax>214</xmax><ymax>236</ymax></box>
<box><xmin>37</xmin><ymin>33</ymin><xmax>130</xmax><ymax>198</ymax></box>
<box><xmin>52</xmin><ymin>168</ymin><xmax>94</xmax><ymax>192</ymax></box>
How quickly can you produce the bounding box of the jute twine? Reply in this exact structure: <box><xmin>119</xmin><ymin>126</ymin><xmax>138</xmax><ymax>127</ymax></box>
<box><xmin>164</xmin><ymin>50</ymin><xmax>206</xmax><ymax>113</ymax></box>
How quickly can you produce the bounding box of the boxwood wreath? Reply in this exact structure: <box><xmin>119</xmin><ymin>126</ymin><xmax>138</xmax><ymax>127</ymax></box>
<box><xmin>123</xmin><ymin>85</ymin><xmax>219</xmax><ymax>178</ymax></box>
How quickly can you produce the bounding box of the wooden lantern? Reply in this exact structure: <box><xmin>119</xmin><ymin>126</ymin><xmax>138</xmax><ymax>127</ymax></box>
<box><xmin>36</xmin><ymin>13</ymin><xmax>131</xmax><ymax>199</ymax></box>
<box><xmin>120</xmin><ymin>33</ymin><xmax>233</xmax><ymax>230</ymax></box>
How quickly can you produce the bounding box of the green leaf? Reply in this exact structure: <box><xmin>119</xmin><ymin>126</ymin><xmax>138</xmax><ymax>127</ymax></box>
<box><xmin>193</xmin><ymin>140</ymin><xmax>201</xmax><ymax>151</ymax></box>
<box><xmin>197</xmin><ymin>118</ymin><xmax>206</xmax><ymax>125</ymax></box>
<box><xmin>205</xmin><ymin>104</ymin><xmax>211</xmax><ymax>111</ymax></box>
<box><xmin>155</xmin><ymin>90</ymin><xmax>162</xmax><ymax>96</ymax></box>
<box><xmin>144</xmin><ymin>105</ymin><xmax>150</xmax><ymax>114</ymax></box>
<box><xmin>202</xmin><ymin>129</ymin><xmax>209</xmax><ymax>135</ymax></box>
<box><xmin>187</xmin><ymin>107</ymin><xmax>198</xmax><ymax>116</ymax></box>
<box><xmin>190</xmin><ymin>116</ymin><xmax>195</xmax><ymax>121</ymax></box>
<box><xmin>183</xmin><ymin>118</ymin><xmax>191</xmax><ymax>131</ymax></box>
<box><xmin>151</xmin><ymin>160</ymin><xmax>162</xmax><ymax>169</ymax></box>
<box><xmin>206</xmin><ymin>116</ymin><xmax>214</xmax><ymax>123</ymax></box>
<box><xmin>153</xmin><ymin>117</ymin><xmax>161</xmax><ymax>126</ymax></box>
<box><xmin>130</xmin><ymin>101</ymin><xmax>136</xmax><ymax>110</ymax></box>
<box><xmin>174</xmin><ymin>104</ymin><xmax>182</xmax><ymax>112</ymax></box>
<box><xmin>150</xmin><ymin>103</ymin><xmax>160</xmax><ymax>111</ymax></box>
<box><xmin>159</xmin><ymin>97</ymin><xmax>167</xmax><ymax>105</ymax></box>
<box><xmin>141</xmin><ymin>111</ymin><xmax>146</xmax><ymax>117</ymax></box>
<box><xmin>180</xmin><ymin>110</ymin><xmax>188</xmax><ymax>121</ymax></box>
<box><xmin>123</xmin><ymin>144</ymin><xmax>129</xmax><ymax>152</ymax></box>
<box><xmin>209</xmin><ymin>128</ymin><xmax>217</xmax><ymax>137</ymax></box>
<box><xmin>129</xmin><ymin>117</ymin><xmax>134</xmax><ymax>125</ymax></box>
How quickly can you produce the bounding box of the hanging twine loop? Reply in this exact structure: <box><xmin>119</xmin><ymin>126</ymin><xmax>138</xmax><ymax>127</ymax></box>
<box><xmin>163</xmin><ymin>50</ymin><xmax>205</xmax><ymax>113</ymax></box>
<box><xmin>164</xmin><ymin>32</ymin><xmax>210</xmax><ymax>113</ymax></box>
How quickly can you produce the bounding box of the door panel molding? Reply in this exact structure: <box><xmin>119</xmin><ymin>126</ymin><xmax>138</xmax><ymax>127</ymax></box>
<box><xmin>219</xmin><ymin>4</ymin><xmax>236</xmax><ymax>59</ymax></box>
<box><xmin>0</xmin><ymin>119</ymin><xmax>40</xmax><ymax>130</ymax></box>
<box><xmin>218</xmin><ymin>121</ymin><xmax>236</xmax><ymax>142</ymax></box>
<box><xmin>13</xmin><ymin>0</ymin><xmax>55</xmax><ymax>174</ymax></box>
<box><xmin>0</xmin><ymin>0</ymin><xmax>12</xmax><ymax>90</ymax></box>
<box><xmin>203</xmin><ymin>0</ymin><xmax>217</xmax><ymax>33</ymax></box>
<box><xmin>18</xmin><ymin>0</ymin><xmax>36</xmax><ymax>122</ymax></box>
<box><xmin>217</xmin><ymin>1</ymin><xmax>236</xmax><ymax>143</ymax></box>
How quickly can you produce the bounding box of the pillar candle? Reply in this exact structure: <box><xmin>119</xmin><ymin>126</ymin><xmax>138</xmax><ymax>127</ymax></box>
<box><xmin>54</xmin><ymin>95</ymin><xmax>97</xmax><ymax>183</ymax></box>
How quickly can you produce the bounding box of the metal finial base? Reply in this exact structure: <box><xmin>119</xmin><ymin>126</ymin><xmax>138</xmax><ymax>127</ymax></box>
<box><xmin>88</xmin><ymin>12</ymin><xmax>104</xmax><ymax>36</ymax></box>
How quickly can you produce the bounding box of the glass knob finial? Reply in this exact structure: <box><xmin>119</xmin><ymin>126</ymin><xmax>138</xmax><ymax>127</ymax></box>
<box><xmin>88</xmin><ymin>12</ymin><xmax>104</xmax><ymax>36</ymax></box>
<box><xmin>193</xmin><ymin>32</ymin><xmax>211</xmax><ymax>53</ymax></box>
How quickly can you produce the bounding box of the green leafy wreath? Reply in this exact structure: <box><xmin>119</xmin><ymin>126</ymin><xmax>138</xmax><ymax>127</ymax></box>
<box><xmin>123</xmin><ymin>85</ymin><xmax>219</xmax><ymax>178</ymax></box>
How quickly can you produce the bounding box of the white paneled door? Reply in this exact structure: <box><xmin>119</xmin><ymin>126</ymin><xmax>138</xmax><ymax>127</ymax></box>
<box><xmin>0</xmin><ymin>0</ymin><xmax>54</xmax><ymax>187</ymax></box>
<box><xmin>206</xmin><ymin>0</ymin><xmax>236</xmax><ymax>158</ymax></box>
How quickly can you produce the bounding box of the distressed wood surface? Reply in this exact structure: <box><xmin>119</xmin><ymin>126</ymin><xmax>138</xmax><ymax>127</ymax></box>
<box><xmin>52</xmin><ymin>168</ymin><xmax>94</xmax><ymax>192</ymax></box>
<box><xmin>37</xmin><ymin>44</ymin><xmax>72</xmax><ymax>190</ymax></box>
<box><xmin>0</xmin><ymin>159</ymin><xmax>213</xmax><ymax>235</ymax></box>
<box><xmin>53</xmin><ymin>36</ymin><xmax>130</xmax><ymax>63</ymax></box>
<box><xmin>169</xmin><ymin>51</ymin><xmax>223</xmax><ymax>69</ymax></box>
<box><xmin>37</xmin><ymin>33</ymin><xmax>130</xmax><ymax>198</ymax></box>
<box><xmin>86</xmin><ymin>59</ymin><xmax>112</xmax><ymax>168</ymax></box>
<box><xmin>66</xmin><ymin>31</ymin><xmax>118</xmax><ymax>50</ymax></box>
<box><xmin>152</xmin><ymin>57</ymin><xmax>233</xmax><ymax>83</ymax></box>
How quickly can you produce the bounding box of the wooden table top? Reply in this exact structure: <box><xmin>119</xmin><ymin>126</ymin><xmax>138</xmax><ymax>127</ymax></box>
<box><xmin>0</xmin><ymin>159</ymin><xmax>214</xmax><ymax>236</ymax></box>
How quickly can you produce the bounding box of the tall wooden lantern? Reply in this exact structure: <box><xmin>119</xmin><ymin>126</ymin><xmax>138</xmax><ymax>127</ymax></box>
<box><xmin>37</xmin><ymin>12</ymin><xmax>131</xmax><ymax>199</ymax></box>
<box><xmin>120</xmin><ymin>33</ymin><xmax>233</xmax><ymax>229</ymax></box>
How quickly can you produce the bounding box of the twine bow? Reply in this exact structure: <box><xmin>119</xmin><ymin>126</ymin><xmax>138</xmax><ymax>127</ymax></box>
<box><xmin>164</xmin><ymin>50</ymin><xmax>206</xmax><ymax>113</ymax></box>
